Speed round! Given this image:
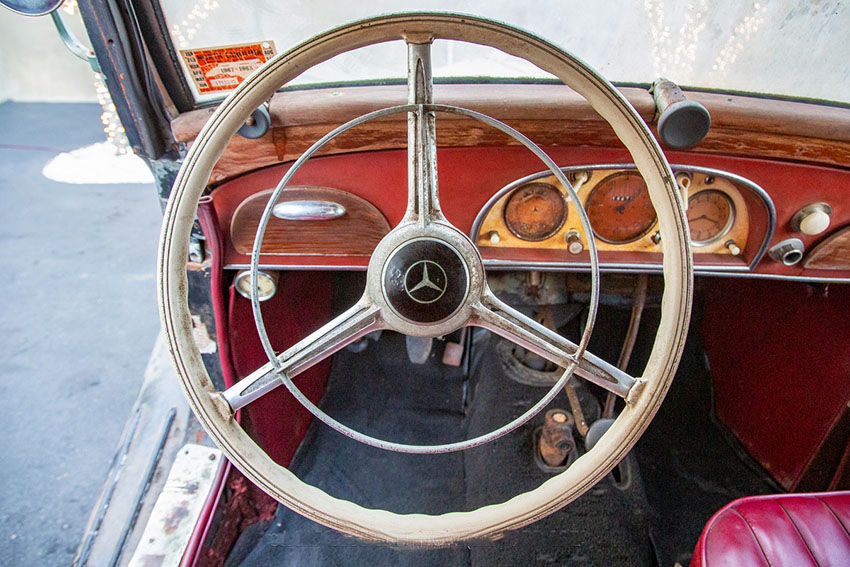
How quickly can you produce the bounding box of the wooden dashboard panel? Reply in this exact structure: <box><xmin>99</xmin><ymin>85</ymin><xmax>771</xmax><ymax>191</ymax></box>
<box><xmin>229</xmin><ymin>186</ymin><xmax>390</xmax><ymax>257</ymax></box>
<box><xmin>803</xmin><ymin>225</ymin><xmax>850</xmax><ymax>270</ymax></box>
<box><xmin>172</xmin><ymin>84</ymin><xmax>850</xmax><ymax>185</ymax></box>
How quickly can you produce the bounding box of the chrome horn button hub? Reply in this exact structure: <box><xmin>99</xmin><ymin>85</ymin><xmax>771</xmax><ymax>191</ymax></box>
<box><xmin>382</xmin><ymin>237</ymin><xmax>470</xmax><ymax>324</ymax></box>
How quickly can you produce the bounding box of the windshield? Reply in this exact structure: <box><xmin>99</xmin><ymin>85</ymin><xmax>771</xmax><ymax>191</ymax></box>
<box><xmin>160</xmin><ymin>1</ymin><xmax>850</xmax><ymax>104</ymax></box>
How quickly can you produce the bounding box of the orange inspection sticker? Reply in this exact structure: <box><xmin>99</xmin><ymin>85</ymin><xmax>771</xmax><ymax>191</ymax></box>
<box><xmin>180</xmin><ymin>41</ymin><xmax>277</xmax><ymax>94</ymax></box>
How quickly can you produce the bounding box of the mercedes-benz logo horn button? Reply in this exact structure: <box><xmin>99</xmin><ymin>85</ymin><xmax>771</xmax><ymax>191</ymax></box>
<box><xmin>404</xmin><ymin>260</ymin><xmax>447</xmax><ymax>304</ymax></box>
<box><xmin>383</xmin><ymin>238</ymin><xmax>469</xmax><ymax>323</ymax></box>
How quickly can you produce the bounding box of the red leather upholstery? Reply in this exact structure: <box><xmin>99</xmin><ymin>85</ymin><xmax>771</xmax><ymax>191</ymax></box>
<box><xmin>691</xmin><ymin>492</ymin><xmax>850</xmax><ymax>567</ymax></box>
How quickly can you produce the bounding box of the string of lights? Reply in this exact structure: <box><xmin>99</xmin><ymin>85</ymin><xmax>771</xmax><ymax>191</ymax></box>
<box><xmin>60</xmin><ymin>0</ymin><xmax>129</xmax><ymax>155</ymax></box>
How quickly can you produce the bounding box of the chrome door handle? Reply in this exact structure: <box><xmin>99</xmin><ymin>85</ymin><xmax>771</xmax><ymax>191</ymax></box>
<box><xmin>272</xmin><ymin>200</ymin><xmax>346</xmax><ymax>220</ymax></box>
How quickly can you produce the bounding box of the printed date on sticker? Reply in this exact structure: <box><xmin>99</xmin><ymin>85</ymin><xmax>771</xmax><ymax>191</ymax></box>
<box><xmin>181</xmin><ymin>42</ymin><xmax>277</xmax><ymax>94</ymax></box>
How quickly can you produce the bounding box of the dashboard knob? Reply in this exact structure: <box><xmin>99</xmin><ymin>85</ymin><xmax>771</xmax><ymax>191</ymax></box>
<box><xmin>651</xmin><ymin>78</ymin><xmax>711</xmax><ymax>149</ymax></box>
<box><xmin>791</xmin><ymin>203</ymin><xmax>832</xmax><ymax>236</ymax></box>
<box><xmin>725</xmin><ymin>240</ymin><xmax>741</xmax><ymax>256</ymax></box>
<box><xmin>564</xmin><ymin>231</ymin><xmax>583</xmax><ymax>254</ymax></box>
<box><xmin>800</xmin><ymin>211</ymin><xmax>830</xmax><ymax>235</ymax></box>
<box><xmin>488</xmin><ymin>230</ymin><xmax>501</xmax><ymax>244</ymax></box>
<box><xmin>768</xmin><ymin>238</ymin><xmax>805</xmax><ymax>266</ymax></box>
<box><xmin>237</xmin><ymin>103</ymin><xmax>271</xmax><ymax>139</ymax></box>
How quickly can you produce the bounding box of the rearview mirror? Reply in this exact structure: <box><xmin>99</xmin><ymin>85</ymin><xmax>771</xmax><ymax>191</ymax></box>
<box><xmin>0</xmin><ymin>0</ymin><xmax>62</xmax><ymax>16</ymax></box>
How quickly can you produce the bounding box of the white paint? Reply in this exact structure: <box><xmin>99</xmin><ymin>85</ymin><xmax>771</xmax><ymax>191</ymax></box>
<box><xmin>41</xmin><ymin>142</ymin><xmax>154</xmax><ymax>184</ymax></box>
<box><xmin>127</xmin><ymin>444</ymin><xmax>223</xmax><ymax>567</ymax></box>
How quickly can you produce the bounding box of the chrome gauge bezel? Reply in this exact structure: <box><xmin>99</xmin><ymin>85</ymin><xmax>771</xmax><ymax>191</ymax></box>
<box><xmin>234</xmin><ymin>269</ymin><xmax>278</xmax><ymax>302</ymax></box>
<box><xmin>584</xmin><ymin>171</ymin><xmax>658</xmax><ymax>245</ymax></box>
<box><xmin>502</xmin><ymin>181</ymin><xmax>569</xmax><ymax>242</ymax></box>
<box><xmin>687</xmin><ymin>189</ymin><xmax>736</xmax><ymax>247</ymax></box>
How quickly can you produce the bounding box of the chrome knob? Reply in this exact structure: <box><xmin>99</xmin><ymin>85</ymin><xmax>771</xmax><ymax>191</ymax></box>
<box><xmin>768</xmin><ymin>238</ymin><xmax>804</xmax><ymax>266</ymax></box>
<box><xmin>791</xmin><ymin>203</ymin><xmax>832</xmax><ymax>236</ymax></box>
<box><xmin>565</xmin><ymin>230</ymin><xmax>583</xmax><ymax>254</ymax></box>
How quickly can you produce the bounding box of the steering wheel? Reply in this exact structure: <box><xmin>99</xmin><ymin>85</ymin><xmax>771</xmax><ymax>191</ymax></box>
<box><xmin>159</xmin><ymin>12</ymin><xmax>692</xmax><ymax>544</ymax></box>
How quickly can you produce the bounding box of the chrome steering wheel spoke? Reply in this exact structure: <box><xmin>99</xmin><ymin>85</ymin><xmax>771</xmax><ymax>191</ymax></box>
<box><xmin>221</xmin><ymin>297</ymin><xmax>383</xmax><ymax>413</ymax></box>
<box><xmin>471</xmin><ymin>288</ymin><xmax>637</xmax><ymax>400</ymax></box>
<box><xmin>404</xmin><ymin>41</ymin><xmax>444</xmax><ymax>227</ymax></box>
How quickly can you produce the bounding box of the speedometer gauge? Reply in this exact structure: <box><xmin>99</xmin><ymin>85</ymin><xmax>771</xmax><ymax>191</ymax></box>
<box><xmin>687</xmin><ymin>190</ymin><xmax>735</xmax><ymax>245</ymax></box>
<box><xmin>504</xmin><ymin>182</ymin><xmax>567</xmax><ymax>241</ymax></box>
<box><xmin>585</xmin><ymin>172</ymin><xmax>656</xmax><ymax>244</ymax></box>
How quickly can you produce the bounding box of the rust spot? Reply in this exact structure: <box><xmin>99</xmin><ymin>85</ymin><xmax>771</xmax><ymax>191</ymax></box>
<box><xmin>538</xmin><ymin>409</ymin><xmax>576</xmax><ymax>467</ymax></box>
<box><xmin>162</xmin><ymin>503</ymin><xmax>190</xmax><ymax>534</ymax></box>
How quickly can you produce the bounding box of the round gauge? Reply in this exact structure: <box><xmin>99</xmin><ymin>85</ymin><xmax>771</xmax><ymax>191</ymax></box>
<box><xmin>687</xmin><ymin>190</ymin><xmax>735</xmax><ymax>245</ymax></box>
<box><xmin>503</xmin><ymin>182</ymin><xmax>567</xmax><ymax>241</ymax></box>
<box><xmin>234</xmin><ymin>270</ymin><xmax>279</xmax><ymax>302</ymax></box>
<box><xmin>585</xmin><ymin>172</ymin><xmax>657</xmax><ymax>244</ymax></box>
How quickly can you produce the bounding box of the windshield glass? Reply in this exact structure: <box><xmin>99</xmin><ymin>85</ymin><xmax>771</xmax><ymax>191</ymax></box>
<box><xmin>160</xmin><ymin>1</ymin><xmax>850</xmax><ymax>104</ymax></box>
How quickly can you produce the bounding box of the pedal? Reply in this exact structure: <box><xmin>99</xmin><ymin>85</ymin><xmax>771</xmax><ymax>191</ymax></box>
<box><xmin>405</xmin><ymin>335</ymin><xmax>433</xmax><ymax>364</ymax></box>
<box><xmin>442</xmin><ymin>329</ymin><xmax>467</xmax><ymax>367</ymax></box>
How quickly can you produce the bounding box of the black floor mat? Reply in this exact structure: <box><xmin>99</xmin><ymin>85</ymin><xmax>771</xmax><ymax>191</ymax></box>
<box><xmin>239</xmin><ymin>330</ymin><xmax>655</xmax><ymax>567</ymax></box>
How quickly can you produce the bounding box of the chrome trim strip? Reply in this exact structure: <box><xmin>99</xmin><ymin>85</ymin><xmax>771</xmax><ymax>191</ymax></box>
<box><xmin>224</xmin><ymin>262</ymin><xmax>850</xmax><ymax>283</ymax></box>
<box><xmin>227</xmin><ymin>263</ymin><xmax>367</xmax><ymax>271</ymax></box>
<box><xmin>480</xmin><ymin>259</ymin><xmax>748</xmax><ymax>274</ymax></box>
<box><xmin>468</xmin><ymin>163</ymin><xmax>777</xmax><ymax>272</ymax></box>
<box><xmin>696</xmin><ymin>272</ymin><xmax>850</xmax><ymax>284</ymax></box>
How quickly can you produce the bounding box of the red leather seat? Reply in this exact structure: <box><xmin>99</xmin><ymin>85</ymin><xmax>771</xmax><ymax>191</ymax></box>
<box><xmin>691</xmin><ymin>492</ymin><xmax>850</xmax><ymax>567</ymax></box>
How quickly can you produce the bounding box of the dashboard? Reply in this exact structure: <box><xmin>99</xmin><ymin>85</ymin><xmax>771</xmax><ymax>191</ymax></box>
<box><xmin>206</xmin><ymin>146</ymin><xmax>849</xmax><ymax>283</ymax></box>
<box><xmin>179</xmin><ymin>85</ymin><xmax>850</xmax><ymax>284</ymax></box>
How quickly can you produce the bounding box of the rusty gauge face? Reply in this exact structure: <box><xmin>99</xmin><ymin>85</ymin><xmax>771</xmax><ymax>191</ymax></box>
<box><xmin>503</xmin><ymin>182</ymin><xmax>567</xmax><ymax>241</ymax></box>
<box><xmin>585</xmin><ymin>172</ymin><xmax>657</xmax><ymax>244</ymax></box>
<box><xmin>687</xmin><ymin>190</ymin><xmax>735</xmax><ymax>245</ymax></box>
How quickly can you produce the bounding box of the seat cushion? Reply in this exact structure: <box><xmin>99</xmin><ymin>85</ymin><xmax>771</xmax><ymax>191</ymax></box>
<box><xmin>691</xmin><ymin>492</ymin><xmax>850</xmax><ymax>567</ymax></box>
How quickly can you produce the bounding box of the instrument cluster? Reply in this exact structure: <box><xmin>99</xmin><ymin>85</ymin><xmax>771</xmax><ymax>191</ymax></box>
<box><xmin>474</xmin><ymin>165</ymin><xmax>772</xmax><ymax>269</ymax></box>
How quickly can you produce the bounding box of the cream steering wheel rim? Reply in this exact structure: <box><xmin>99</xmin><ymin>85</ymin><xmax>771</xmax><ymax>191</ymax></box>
<box><xmin>158</xmin><ymin>12</ymin><xmax>693</xmax><ymax>545</ymax></box>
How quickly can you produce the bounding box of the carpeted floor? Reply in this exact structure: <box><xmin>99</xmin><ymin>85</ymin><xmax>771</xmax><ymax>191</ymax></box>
<box><xmin>235</xmin><ymin>293</ymin><xmax>775</xmax><ymax>566</ymax></box>
<box><xmin>237</xmin><ymin>326</ymin><xmax>656</xmax><ymax>566</ymax></box>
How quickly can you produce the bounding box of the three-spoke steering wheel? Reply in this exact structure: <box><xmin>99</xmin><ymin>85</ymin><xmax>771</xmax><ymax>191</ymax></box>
<box><xmin>159</xmin><ymin>13</ymin><xmax>692</xmax><ymax>545</ymax></box>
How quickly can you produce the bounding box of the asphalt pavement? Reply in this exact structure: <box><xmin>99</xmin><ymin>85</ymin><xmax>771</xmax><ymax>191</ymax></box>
<box><xmin>0</xmin><ymin>102</ymin><xmax>163</xmax><ymax>566</ymax></box>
